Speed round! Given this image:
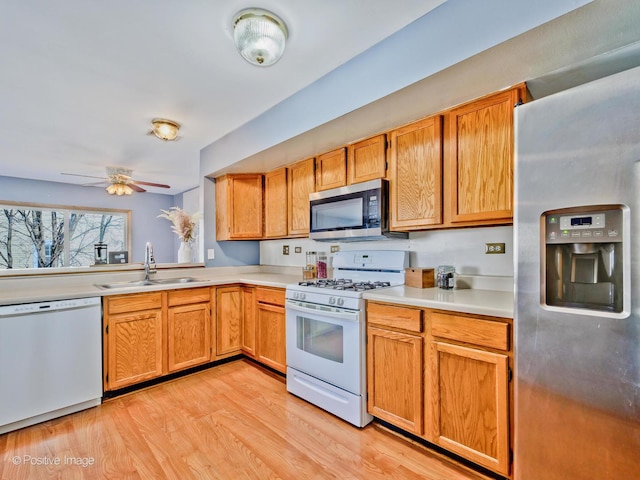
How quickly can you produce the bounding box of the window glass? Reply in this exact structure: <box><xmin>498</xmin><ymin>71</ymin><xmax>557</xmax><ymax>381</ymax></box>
<box><xmin>0</xmin><ymin>204</ymin><xmax>129</xmax><ymax>269</ymax></box>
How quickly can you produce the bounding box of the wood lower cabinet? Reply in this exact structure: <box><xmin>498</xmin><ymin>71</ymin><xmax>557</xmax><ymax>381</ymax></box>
<box><xmin>104</xmin><ymin>292</ymin><xmax>164</xmax><ymax>391</ymax></box>
<box><xmin>367</xmin><ymin>302</ymin><xmax>424</xmax><ymax>434</ymax></box>
<box><xmin>104</xmin><ymin>287</ymin><xmax>215</xmax><ymax>392</ymax></box>
<box><xmin>388</xmin><ymin>115</ymin><xmax>443</xmax><ymax>230</ymax></box>
<box><xmin>167</xmin><ymin>287</ymin><xmax>211</xmax><ymax>372</ymax></box>
<box><xmin>215</xmin><ymin>286</ymin><xmax>243</xmax><ymax>357</ymax></box>
<box><xmin>366</xmin><ymin>301</ymin><xmax>513</xmax><ymax>477</ymax></box>
<box><xmin>347</xmin><ymin>133</ymin><xmax>387</xmax><ymax>184</ymax></box>
<box><xmin>430</xmin><ymin>311</ymin><xmax>511</xmax><ymax>476</ymax></box>
<box><xmin>255</xmin><ymin>287</ymin><xmax>286</xmax><ymax>373</ymax></box>
<box><xmin>315</xmin><ymin>147</ymin><xmax>346</xmax><ymax>191</ymax></box>
<box><xmin>241</xmin><ymin>286</ymin><xmax>257</xmax><ymax>358</ymax></box>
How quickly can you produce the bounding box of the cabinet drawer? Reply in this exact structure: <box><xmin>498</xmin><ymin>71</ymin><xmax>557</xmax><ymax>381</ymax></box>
<box><xmin>431</xmin><ymin>312</ymin><xmax>509</xmax><ymax>351</ymax></box>
<box><xmin>106</xmin><ymin>292</ymin><xmax>162</xmax><ymax>314</ymax></box>
<box><xmin>367</xmin><ymin>302</ymin><xmax>423</xmax><ymax>333</ymax></box>
<box><xmin>255</xmin><ymin>287</ymin><xmax>285</xmax><ymax>306</ymax></box>
<box><xmin>167</xmin><ymin>287</ymin><xmax>211</xmax><ymax>307</ymax></box>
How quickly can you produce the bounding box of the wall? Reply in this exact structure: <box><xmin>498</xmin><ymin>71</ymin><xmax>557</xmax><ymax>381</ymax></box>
<box><xmin>260</xmin><ymin>226</ymin><xmax>513</xmax><ymax>278</ymax></box>
<box><xmin>0</xmin><ymin>175</ymin><xmax>177</xmax><ymax>264</ymax></box>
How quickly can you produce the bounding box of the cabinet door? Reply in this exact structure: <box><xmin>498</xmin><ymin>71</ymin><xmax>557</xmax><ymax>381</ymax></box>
<box><xmin>287</xmin><ymin>158</ymin><xmax>315</xmax><ymax>237</ymax></box>
<box><xmin>241</xmin><ymin>286</ymin><xmax>256</xmax><ymax>358</ymax></box>
<box><xmin>167</xmin><ymin>303</ymin><xmax>210</xmax><ymax>372</ymax></box>
<box><xmin>431</xmin><ymin>341</ymin><xmax>510</xmax><ymax>475</ymax></box>
<box><xmin>105</xmin><ymin>309</ymin><xmax>163</xmax><ymax>390</ymax></box>
<box><xmin>256</xmin><ymin>302</ymin><xmax>286</xmax><ymax>373</ymax></box>
<box><xmin>348</xmin><ymin>134</ymin><xmax>387</xmax><ymax>184</ymax></box>
<box><xmin>216</xmin><ymin>286</ymin><xmax>242</xmax><ymax>356</ymax></box>
<box><xmin>367</xmin><ymin>326</ymin><xmax>423</xmax><ymax>434</ymax></box>
<box><xmin>264</xmin><ymin>168</ymin><xmax>288</xmax><ymax>238</ymax></box>
<box><xmin>216</xmin><ymin>174</ymin><xmax>263</xmax><ymax>240</ymax></box>
<box><xmin>315</xmin><ymin>147</ymin><xmax>346</xmax><ymax>191</ymax></box>
<box><xmin>388</xmin><ymin>115</ymin><xmax>443</xmax><ymax>230</ymax></box>
<box><xmin>448</xmin><ymin>87</ymin><xmax>523</xmax><ymax>223</ymax></box>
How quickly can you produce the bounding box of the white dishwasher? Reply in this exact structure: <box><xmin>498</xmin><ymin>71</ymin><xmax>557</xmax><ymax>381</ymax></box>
<box><xmin>0</xmin><ymin>297</ymin><xmax>103</xmax><ymax>434</ymax></box>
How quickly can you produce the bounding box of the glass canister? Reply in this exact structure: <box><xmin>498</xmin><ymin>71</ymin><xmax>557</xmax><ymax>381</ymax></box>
<box><xmin>316</xmin><ymin>252</ymin><xmax>327</xmax><ymax>279</ymax></box>
<box><xmin>305</xmin><ymin>251</ymin><xmax>317</xmax><ymax>279</ymax></box>
<box><xmin>437</xmin><ymin>265</ymin><xmax>455</xmax><ymax>290</ymax></box>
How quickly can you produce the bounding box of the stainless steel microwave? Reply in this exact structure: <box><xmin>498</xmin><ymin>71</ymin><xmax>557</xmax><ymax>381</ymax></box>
<box><xmin>309</xmin><ymin>179</ymin><xmax>408</xmax><ymax>241</ymax></box>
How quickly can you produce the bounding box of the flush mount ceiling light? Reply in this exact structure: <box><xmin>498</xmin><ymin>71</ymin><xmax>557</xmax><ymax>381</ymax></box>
<box><xmin>233</xmin><ymin>8</ymin><xmax>288</xmax><ymax>66</ymax></box>
<box><xmin>148</xmin><ymin>118</ymin><xmax>181</xmax><ymax>141</ymax></box>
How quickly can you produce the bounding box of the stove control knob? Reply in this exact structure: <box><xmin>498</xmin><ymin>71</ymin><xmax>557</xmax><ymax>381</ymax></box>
<box><xmin>300</xmin><ymin>293</ymin><xmax>306</xmax><ymax>301</ymax></box>
<box><xmin>337</xmin><ymin>298</ymin><xmax>344</xmax><ymax>306</ymax></box>
<box><xmin>329</xmin><ymin>297</ymin><xmax>336</xmax><ymax>305</ymax></box>
<box><xmin>292</xmin><ymin>292</ymin><xmax>299</xmax><ymax>300</ymax></box>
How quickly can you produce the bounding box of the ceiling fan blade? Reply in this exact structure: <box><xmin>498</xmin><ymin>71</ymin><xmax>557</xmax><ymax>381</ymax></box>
<box><xmin>133</xmin><ymin>180</ymin><xmax>171</xmax><ymax>188</ymax></box>
<box><xmin>129</xmin><ymin>184</ymin><xmax>146</xmax><ymax>193</ymax></box>
<box><xmin>82</xmin><ymin>181</ymin><xmax>109</xmax><ymax>187</ymax></box>
<box><xmin>61</xmin><ymin>172</ymin><xmax>107</xmax><ymax>180</ymax></box>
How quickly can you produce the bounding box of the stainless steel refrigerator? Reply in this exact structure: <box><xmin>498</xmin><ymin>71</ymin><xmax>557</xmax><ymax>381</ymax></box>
<box><xmin>514</xmin><ymin>66</ymin><xmax>640</xmax><ymax>479</ymax></box>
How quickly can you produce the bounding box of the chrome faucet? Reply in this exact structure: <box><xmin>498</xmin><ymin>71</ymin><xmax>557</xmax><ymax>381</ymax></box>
<box><xmin>144</xmin><ymin>242</ymin><xmax>156</xmax><ymax>281</ymax></box>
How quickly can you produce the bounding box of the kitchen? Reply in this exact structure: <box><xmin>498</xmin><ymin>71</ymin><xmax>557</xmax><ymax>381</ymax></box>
<box><xmin>1</xmin><ymin>1</ymin><xmax>640</xmax><ymax>479</ymax></box>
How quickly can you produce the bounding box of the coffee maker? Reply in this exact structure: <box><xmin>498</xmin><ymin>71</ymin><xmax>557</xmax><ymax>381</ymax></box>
<box><xmin>542</xmin><ymin>205</ymin><xmax>626</xmax><ymax>314</ymax></box>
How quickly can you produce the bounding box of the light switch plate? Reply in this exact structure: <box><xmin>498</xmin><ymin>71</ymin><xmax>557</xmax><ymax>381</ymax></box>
<box><xmin>207</xmin><ymin>249</ymin><xmax>215</xmax><ymax>260</ymax></box>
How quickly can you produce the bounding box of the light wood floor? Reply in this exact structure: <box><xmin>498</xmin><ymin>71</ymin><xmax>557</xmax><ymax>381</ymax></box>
<box><xmin>1</xmin><ymin>360</ymin><xmax>489</xmax><ymax>479</ymax></box>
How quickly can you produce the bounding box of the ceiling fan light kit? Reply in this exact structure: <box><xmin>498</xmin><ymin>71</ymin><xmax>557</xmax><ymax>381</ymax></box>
<box><xmin>233</xmin><ymin>8</ymin><xmax>288</xmax><ymax>66</ymax></box>
<box><xmin>149</xmin><ymin>118</ymin><xmax>181</xmax><ymax>141</ymax></box>
<box><xmin>106</xmin><ymin>183</ymin><xmax>134</xmax><ymax>196</ymax></box>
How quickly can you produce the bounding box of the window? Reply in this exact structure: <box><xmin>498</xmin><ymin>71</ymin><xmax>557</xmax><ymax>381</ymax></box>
<box><xmin>0</xmin><ymin>202</ymin><xmax>130</xmax><ymax>269</ymax></box>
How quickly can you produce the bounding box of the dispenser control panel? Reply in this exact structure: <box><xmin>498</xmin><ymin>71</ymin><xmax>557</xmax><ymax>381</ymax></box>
<box><xmin>545</xmin><ymin>207</ymin><xmax>623</xmax><ymax>244</ymax></box>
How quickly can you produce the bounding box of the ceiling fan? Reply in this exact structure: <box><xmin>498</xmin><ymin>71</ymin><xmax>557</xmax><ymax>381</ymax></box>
<box><xmin>61</xmin><ymin>167</ymin><xmax>171</xmax><ymax>195</ymax></box>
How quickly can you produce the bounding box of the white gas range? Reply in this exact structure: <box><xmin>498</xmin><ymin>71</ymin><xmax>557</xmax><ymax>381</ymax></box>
<box><xmin>285</xmin><ymin>250</ymin><xmax>408</xmax><ymax>427</ymax></box>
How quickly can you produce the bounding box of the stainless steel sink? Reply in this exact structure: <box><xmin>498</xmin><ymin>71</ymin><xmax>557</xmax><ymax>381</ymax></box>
<box><xmin>95</xmin><ymin>277</ymin><xmax>205</xmax><ymax>289</ymax></box>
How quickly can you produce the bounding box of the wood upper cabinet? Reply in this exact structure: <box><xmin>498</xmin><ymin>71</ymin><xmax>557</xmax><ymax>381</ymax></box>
<box><xmin>104</xmin><ymin>292</ymin><xmax>164</xmax><ymax>391</ymax></box>
<box><xmin>447</xmin><ymin>85</ymin><xmax>525</xmax><ymax>224</ymax></box>
<box><xmin>430</xmin><ymin>311</ymin><xmax>511</xmax><ymax>476</ymax></box>
<box><xmin>287</xmin><ymin>158</ymin><xmax>316</xmax><ymax>237</ymax></box>
<box><xmin>255</xmin><ymin>287</ymin><xmax>286</xmax><ymax>373</ymax></box>
<box><xmin>347</xmin><ymin>134</ymin><xmax>387</xmax><ymax>184</ymax></box>
<box><xmin>215</xmin><ymin>174</ymin><xmax>264</xmax><ymax>240</ymax></box>
<box><xmin>388</xmin><ymin>115</ymin><xmax>443</xmax><ymax>230</ymax></box>
<box><xmin>315</xmin><ymin>147</ymin><xmax>347</xmax><ymax>191</ymax></box>
<box><xmin>264</xmin><ymin>167</ymin><xmax>288</xmax><ymax>238</ymax></box>
<box><xmin>215</xmin><ymin>286</ymin><xmax>243</xmax><ymax>357</ymax></box>
<box><xmin>241</xmin><ymin>286</ymin><xmax>256</xmax><ymax>358</ymax></box>
<box><xmin>367</xmin><ymin>302</ymin><xmax>424</xmax><ymax>435</ymax></box>
<box><xmin>167</xmin><ymin>287</ymin><xmax>211</xmax><ymax>373</ymax></box>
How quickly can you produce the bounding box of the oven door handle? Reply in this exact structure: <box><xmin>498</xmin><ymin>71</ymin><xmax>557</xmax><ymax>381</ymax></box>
<box><xmin>285</xmin><ymin>300</ymin><xmax>361</xmax><ymax>323</ymax></box>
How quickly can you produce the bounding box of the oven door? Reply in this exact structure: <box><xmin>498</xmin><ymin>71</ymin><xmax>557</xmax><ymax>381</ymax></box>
<box><xmin>285</xmin><ymin>299</ymin><xmax>363</xmax><ymax>394</ymax></box>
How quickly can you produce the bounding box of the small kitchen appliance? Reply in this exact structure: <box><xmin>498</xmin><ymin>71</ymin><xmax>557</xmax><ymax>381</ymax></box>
<box><xmin>285</xmin><ymin>250</ymin><xmax>408</xmax><ymax>427</ymax></box>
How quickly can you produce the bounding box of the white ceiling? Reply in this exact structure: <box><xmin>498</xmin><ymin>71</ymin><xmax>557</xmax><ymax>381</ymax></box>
<box><xmin>0</xmin><ymin>0</ymin><xmax>447</xmax><ymax>195</ymax></box>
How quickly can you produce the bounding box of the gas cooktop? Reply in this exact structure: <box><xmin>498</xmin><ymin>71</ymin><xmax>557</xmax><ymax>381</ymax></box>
<box><xmin>297</xmin><ymin>279</ymin><xmax>392</xmax><ymax>291</ymax></box>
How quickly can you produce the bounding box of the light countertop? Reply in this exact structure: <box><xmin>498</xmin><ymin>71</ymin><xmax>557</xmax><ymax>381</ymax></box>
<box><xmin>0</xmin><ymin>266</ymin><xmax>514</xmax><ymax>318</ymax></box>
<box><xmin>363</xmin><ymin>286</ymin><xmax>514</xmax><ymax>318</ymax></box>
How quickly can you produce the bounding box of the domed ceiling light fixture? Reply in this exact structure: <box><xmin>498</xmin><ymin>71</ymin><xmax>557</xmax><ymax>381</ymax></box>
<box><xmin>149</xmin><ymin>118</ymin><xmax>181</xmax><ymax>141</ymax></box>
<box><xmin>233</xmin><ymin>8</ymin><xmax>288</xmax><ymax>66</ymax></box>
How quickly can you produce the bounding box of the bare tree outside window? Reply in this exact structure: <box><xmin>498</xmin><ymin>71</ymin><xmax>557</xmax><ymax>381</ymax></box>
<box><xmin>0</xmin><ymin>203</ymin><xmax>130</xmax><ymax>270</ymax></box>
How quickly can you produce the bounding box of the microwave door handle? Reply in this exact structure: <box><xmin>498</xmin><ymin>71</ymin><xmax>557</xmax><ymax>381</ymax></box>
<box><xmin>285</xmin><ymin>300</ymin><xmax>360</xmax><ymax>323</ymax></box>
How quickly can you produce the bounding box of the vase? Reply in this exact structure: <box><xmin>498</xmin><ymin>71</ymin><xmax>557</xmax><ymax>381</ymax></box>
<box><xmin>177</xmin><ymin>241</ymin><xmax>192</xmax><ymax>264</ymax></box>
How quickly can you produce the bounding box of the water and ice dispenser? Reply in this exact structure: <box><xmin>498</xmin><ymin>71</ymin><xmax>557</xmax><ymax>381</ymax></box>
<box><xmin>542</xmin><ymin>206</ymin><xmax>626</xmax><ymax>313</ymax></box>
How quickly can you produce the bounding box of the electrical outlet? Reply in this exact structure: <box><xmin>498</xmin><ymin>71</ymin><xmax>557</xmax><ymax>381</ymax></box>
<box><xmin>485</xmin><ymin>243</ymin><xmax>506</xmax><ymax>254</ymax></box>
<box><xmin>294</xmin><ymin>246</ymin><xmax>302</xmax><ymax>253</ymax></box>
<box><xmin>330</xmin><ymin>245</ymin><xmax>340</xmax><ymax>253</ymax></box>
<box><xmin>283</xmin><ymin>245</ymin><xmax>289</xmax><ymax>255</ymax></box>
<box><xmin>207</xmin><ymin>249</ymin><xmax>215</xmax><ymax>260</ymax></box>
